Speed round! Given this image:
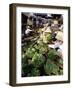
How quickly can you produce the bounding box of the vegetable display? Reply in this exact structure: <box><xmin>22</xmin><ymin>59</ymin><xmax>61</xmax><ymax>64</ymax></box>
<box><xmin>22</xmin><ymin>31</ymin><xmax>63</xmax><ymax>77</ymax></box>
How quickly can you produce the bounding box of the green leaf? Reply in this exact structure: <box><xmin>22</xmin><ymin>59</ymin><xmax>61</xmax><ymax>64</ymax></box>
<box><xmin>44</xmin><ymin>60</ymin><xmax>59</xmax><ymax>75</ymax></box>
<box><xmin>59</xmin><ymin>70</ymin><xmax>63</xmax><ymax>75</ymax></box>
<box><xmin>46</xmin><ymin>33</ymin><xmax>52</xmax><ymax>42</ymax></box>
<box><xmin>47</xmin><ymin>49</ymin><xmax>60</xmax><ymax>61</ymax></box>
<box><xmin>59</xmin><ymin>59</ymin><xmax>63</xmax><ymax>65</ymax></box>
<box><xmin>52</xmin><ymin>64</ymin><xmax>59</xmax><ymax>74</ymax></box>
<box><xmin>32</xmin><ymin>52</ymin><xmax>45</xmax><ymax>68</ymax></box>
<box><xmin>26</xmin><ymin>47</ymin><xmax>36</xmax><ymax>58</ymax></box>
<box><xmin>30</xmin><ymin>68</ymin><xmax>40</xmax><ymax>76</ymax></box>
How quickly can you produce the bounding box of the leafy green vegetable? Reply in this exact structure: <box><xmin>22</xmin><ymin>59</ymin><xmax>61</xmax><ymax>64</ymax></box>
<box><xmin>32</xmin><ymin>52</ymin><xmax>45</xmax><ymax>68</ymax></box>
<box><xmin>22</xmin><ymin>28</ymin><xmax>63</xmax><ymax>76</ymax></box>
<box><xmin>30</xmin><ymin>68</ymin><xmax>40</xmax><ymax>76</ymax></box>
<box><xmin>59</xmin><ymin>59</ymin><xmax>63</xmax><ymax>65</ymax></box>
<box><xmin>59</xmin><ymin>70</ymin><xmax>63</xmax><ymax>75</ymax></box>
<box><xmin>47</xmin><ymin>49</ymin><xmax>60</xmax><ymax>61</ymax></box>
<box><xmin>46</xmin><ymin>33</ymin><xmax>52</xmax><ymax>42</ymax></box>
<box><xmin>25</xmin><ymin>47</ymin><xmax>36</xmax><ymax>58</ymax></box>
<box><xmin>44</xmin><ymin>60</ymin><xmax>59</xmax><ymax>75</ymax></box>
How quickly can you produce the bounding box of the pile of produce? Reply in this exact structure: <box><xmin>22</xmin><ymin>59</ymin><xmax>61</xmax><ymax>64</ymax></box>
<box><xmin>22</xmin><ymin>35</ymin><xmax>63</xmax><ymax>77</ymax></box>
